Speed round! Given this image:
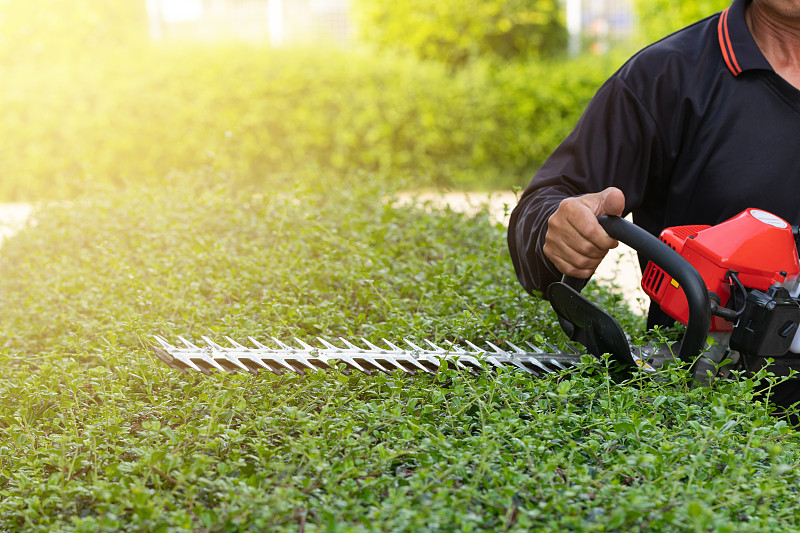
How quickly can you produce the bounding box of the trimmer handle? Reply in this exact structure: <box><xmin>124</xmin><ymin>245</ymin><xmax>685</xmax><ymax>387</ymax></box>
<box><xmin>597</xmin><ymin>215</ymin><xmax>711</xmax><ymax>364</ymax></box>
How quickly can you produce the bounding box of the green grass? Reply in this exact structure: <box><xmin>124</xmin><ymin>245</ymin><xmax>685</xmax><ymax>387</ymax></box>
<box><xmin>2</xmin><ymin>175</ymin><xmax>800</xmax><ymax>532</ymax></box>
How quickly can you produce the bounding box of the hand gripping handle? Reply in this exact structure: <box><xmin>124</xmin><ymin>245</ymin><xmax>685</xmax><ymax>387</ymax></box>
<box><xmin>596</xmin><ymin>215</ymin><xmax>711</xmax><ymax>364</ymax></box>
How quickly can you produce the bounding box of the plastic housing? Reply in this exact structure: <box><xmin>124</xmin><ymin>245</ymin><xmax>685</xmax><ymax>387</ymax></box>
<box><xmin>641</xmin><ymin>209</ymin><xmax>800</xmax><ymax>332</ymax></box>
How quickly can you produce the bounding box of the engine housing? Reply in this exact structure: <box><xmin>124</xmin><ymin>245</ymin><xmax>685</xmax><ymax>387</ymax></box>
<box><xmin>641</xmin><ymin>208</ymin><xmax>800</xmax><ymax>334</ymax></box>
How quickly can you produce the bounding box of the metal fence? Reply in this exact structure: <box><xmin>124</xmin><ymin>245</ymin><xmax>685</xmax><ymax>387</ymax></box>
<box><xmin>147</xmin><ymin>0</ymin><xmax>351</xmax><ymax>45</ymax></box>
<box><xmin>568</xmin><ymin>0</ymin><xmax>637</xmax><ymax>55</ymax></box>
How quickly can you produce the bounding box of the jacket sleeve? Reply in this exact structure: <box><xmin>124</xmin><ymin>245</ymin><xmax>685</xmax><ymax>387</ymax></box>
<box><xmin>507</xmin><ymin>74</ymin><xmax>666</xmax><ymax>295</ymax></box>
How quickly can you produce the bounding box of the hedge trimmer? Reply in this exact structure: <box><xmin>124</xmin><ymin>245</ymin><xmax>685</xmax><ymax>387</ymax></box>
<box><xmin>152</xmin><ymin>208</ymin><xmax>800</xmax><ymax>381</ymax></box>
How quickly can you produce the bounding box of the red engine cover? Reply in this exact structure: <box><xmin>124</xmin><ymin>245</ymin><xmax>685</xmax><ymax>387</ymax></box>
<box><xmin>641</xmin><ymin>209</ymin><xmax>800</xmax><ymax>332</ymax></box>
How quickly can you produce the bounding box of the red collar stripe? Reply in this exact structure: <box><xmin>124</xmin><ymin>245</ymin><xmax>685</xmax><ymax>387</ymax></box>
<box><xmin>718</xmin><ymin>8</ymin><xmax>742</xmax><ymax>75</ymax></box>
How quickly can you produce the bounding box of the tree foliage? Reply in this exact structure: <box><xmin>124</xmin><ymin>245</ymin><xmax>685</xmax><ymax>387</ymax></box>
<box><xmin>634</xmin><ymin>0</ymin><xmax>729</xmax><ymax>44</ymax></box>
<box><xmin>352</xmin><ymin>0</ymin><xmax>566</xmax><ymax>68</ymax></box>
<box><xmin>0</xmin><ymin>0</ymin><xmax>147</xmax><ymax>63</ymax></box>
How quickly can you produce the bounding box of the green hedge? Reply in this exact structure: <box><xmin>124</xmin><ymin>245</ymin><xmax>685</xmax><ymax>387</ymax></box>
<box><xmin>2</xmin><ymin>178</ymin><xmax>798</xmax><ymax>531</ymax></box>
<box><xmin>0</xmin><ymin>47</ymin><xmax>619</xmax><ymax>200</ymax></box>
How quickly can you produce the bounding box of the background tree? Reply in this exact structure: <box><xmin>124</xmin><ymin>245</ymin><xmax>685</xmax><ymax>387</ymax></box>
<box><xmin>634</xmin><ymin>0</ymin><xmax>729</xmax><ymax>44</ymax></box>
<box><xmin>352</xmin><ymin>0</ymin><xmax>566</xmax><ymax>68</ymax></box>
<box><xmin>0</xmin><ymin>0</ymin><xmax>147</xmax><ymax>63</ymax></box>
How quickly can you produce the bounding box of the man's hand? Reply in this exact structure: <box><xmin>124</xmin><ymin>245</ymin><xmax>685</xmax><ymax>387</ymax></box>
<box><xmin>543</xmin><ymin>187</ymin><xmax>626</xmax><ymax>279</ymax></box>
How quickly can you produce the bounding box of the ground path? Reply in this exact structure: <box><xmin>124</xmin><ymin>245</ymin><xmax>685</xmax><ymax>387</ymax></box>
<box><xmin>0</xmin><ymin>203</ymin><xmax>33</xmax><ymax>241</ymax></box>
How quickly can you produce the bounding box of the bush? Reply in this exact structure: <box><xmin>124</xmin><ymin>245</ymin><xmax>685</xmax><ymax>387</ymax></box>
<box><xmin>1</xmin><ymin>178</ymin><xmax>799</xmax><ymax>531</ymax></box>
<box><xmin>0</xmin><ymin>47</ymin><xmax>619</xmax><ymax>200</ymax></box>
<box><xmin>352</xmin><ymin>0</ymin><xmax>567</xmax><ymax>68</ymax></box>
<box><xmin>0</xmin><ymin>174</ymin><xmax>550</xmax><ymax>354</ymax></box>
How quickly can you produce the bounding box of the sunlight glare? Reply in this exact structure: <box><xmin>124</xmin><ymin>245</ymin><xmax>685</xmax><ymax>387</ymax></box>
<box><xmin>160</xmin><ymin>0</ymin><xmax>204</xmax><ymax>23</ymax></box>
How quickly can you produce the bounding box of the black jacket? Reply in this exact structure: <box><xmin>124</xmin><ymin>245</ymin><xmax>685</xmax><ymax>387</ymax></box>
<box><xmin>508</xmin><ymin>0</ymin><xmax>800</xmax><ymax>325</ymax></box>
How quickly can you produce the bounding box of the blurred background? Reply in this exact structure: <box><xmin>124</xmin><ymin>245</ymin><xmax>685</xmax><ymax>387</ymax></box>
<box><xmin>0</xmin><ymin>0</ymin><xmax>729</xmax><ymax>201</ymax></box>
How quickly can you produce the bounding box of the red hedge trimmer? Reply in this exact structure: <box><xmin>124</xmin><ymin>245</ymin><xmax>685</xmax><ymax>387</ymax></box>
<box><xmin>152</xmin><ymin>208</ymin><xmax>800</xmax><ymax>382</ymax></box>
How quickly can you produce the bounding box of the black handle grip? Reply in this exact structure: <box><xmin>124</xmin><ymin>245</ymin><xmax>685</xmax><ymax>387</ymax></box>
<box><xmin>597</xmin><ymin>215</ymin><xmax>711</xmax><ymax>364</ymax></box>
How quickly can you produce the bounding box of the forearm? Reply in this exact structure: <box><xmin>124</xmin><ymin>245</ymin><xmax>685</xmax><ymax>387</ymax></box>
<box><xmin>507</xmin><ymin>185</ymin><xmax>570</xmax><ymax>294</ymax></box>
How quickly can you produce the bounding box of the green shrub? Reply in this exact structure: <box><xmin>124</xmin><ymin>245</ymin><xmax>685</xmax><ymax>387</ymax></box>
<box><xmin>1</xmin><ymin>178</ymin><xmax>799</xmax><ymax>531</ymax></box>
<box><xmin>352</xmin><ymin>0</ymin><xmax>567</xmax><ymax>68</ymax></box>
<box><xmin>0</xmin><ymin>173</ymin><xmax>549</xmax><ymax>352</ymax></box>
<box><xmin>0</xmin><ymin>47</ymin><xmax>618</xmax><ymax>200</ymax></box>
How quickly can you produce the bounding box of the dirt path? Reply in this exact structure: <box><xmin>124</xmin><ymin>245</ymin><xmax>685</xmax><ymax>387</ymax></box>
<box><xmin>394</xmin><ymin>191</ymin><xmax>648</xmax><ymax>314</ymax></box>
<box><xmin>0</xmin><ymin>203</ymin><xmax>33</xmax><ymax>242</ymax></box>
